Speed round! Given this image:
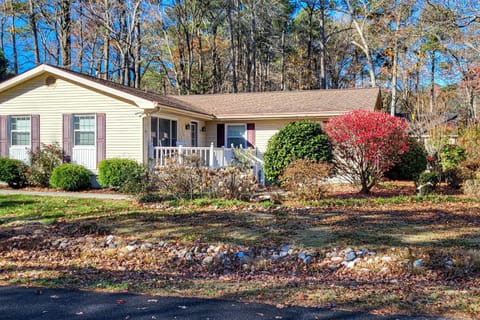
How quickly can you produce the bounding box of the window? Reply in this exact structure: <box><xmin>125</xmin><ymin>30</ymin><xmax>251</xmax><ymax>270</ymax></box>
<box><xmin>226</xmin><ymin>124</ymin><xmax>246</xmax><ymax>148</ymax></box>
<box><xmin>151</xmin><ymin>117</ymin><xmax>177</xmax><ymax>147</ymax></box>
<box><xmin>10</xmin><ymin>116</ymin><xmax>31</xmax><ymax>146</ymax></box>
<box><xmin>190</xmin><ymin>122</ymin><xmax>198</xmax><ymax>147</ymax></box>
<box><xmin>73</xmin><ymin>115</ymin><xmax>95</xmax><ymax>146</ymax></box>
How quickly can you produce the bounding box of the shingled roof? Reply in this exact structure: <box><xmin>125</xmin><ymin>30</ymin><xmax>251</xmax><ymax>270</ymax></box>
<box><xmin>0</xmin><ymin>65</ymin><xmax>381</xmax><ymax>120</ymax></box>
<box><xmin>170</xmin><ymin>87</ymin><xmax>381</xmax><ymax>119</ymax></box>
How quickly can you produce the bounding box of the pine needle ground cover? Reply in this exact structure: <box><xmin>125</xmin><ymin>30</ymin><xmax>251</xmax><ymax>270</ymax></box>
<box><xmin>0</xmin><ymin>193</ymin><xmax>479</xmax><ymax>319</ymax></box>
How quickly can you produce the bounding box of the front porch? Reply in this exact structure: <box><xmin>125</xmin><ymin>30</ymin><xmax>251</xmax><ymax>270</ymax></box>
<box><xmin>153</xmin><ymin>143</ymin><xmax>265</xmax><ymax>184</ymax></box>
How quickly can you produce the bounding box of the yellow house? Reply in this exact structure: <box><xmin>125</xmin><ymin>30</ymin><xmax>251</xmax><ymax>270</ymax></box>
<box><xmin>0</xmin><ymin>64</ymin><xmax>381</xmax><ymax>179</ymax></box>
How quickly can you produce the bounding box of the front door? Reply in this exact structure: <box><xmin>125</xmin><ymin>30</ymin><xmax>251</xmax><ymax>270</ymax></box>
<box><xmin>190</xmin><ymin>122</ymin><xmax>198</xmax><ymax>147</ymax></box>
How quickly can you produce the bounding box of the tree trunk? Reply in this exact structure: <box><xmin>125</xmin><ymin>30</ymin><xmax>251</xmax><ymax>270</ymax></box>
<box><xmin>28</xmin><ymin>0</ymin><xmax>40</xmax><ymax>65</ymax></box>
<box><xmin>430</xmin><ymin>50</ymin><xmax>436</xmax><ymax>113</ymax></box>
<box><xmin>319</xmin><ymin>0</ymin><xmax>327</xmax><ymax>89</ymax></box>
<box><xmin>134</xmin><ymin>21</ymin><xmax>141</xmax><ymax>89</ymax></box>
<box><xmin>60</xmin><ymin>0</ymin><xmax>71</xmax><ymax>68</ymax></box>
<box><xmin>281</xmin><ymin>29</ymin><xmax>286</xmax><ymax>91</ymax></box>
<box><xmin>227</xmin><ymin>0</ymin><xmax>237</xmax><ymax>93</ymax></box>
<box><xmin>11</xmin><ymin>15</ymin><xmax>18</xmax><ymax>74</ymax></box>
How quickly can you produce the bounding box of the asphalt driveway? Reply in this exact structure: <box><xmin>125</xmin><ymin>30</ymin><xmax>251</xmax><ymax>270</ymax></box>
<box><xmin>0</xmin><ymin>286</ymin><xmax>454</xmax><ymax>320</ymax></box>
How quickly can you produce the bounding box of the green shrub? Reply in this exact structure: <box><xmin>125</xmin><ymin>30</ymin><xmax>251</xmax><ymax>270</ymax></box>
<box><xmin>386</xmin><ymin>138</ymin><xmax>427</xmax><ymax>181</ymax></box>
<box><xmin>279</xmin><ymin>159</ymin><xmax>332</xmax><ymax>200</ymax></box>
<box><xmin>49</xmin><ymin>164</ymin><xmax>91</xmax><ymax>191</ymax></box>
<box><xmin>417</xmin><ymin>171</ymin><xmax>440</xmax><ymax>189</ymax></box>
<box><xmin>264</xmin><ymin>121</ymin><xmax>332</xmax><ymax>183</ymax></box>
<box><xmin>0</xmin><ymin>158</ymin><xmax>28</xmax><ymax>188</ymax></box>
<box><xmin>440</xmin><ymin>144</ymin><xmax>466</xmax><ymax>171</ymax></box>
<box><xmin>28</xmin><ymin>143</ymin><xmax>63</xmax><ymax>187</ymax></box>
<box><xmin>97</xmin><ymin>158</ymin><xmax>144</xmax><ymax>191</ymax></box>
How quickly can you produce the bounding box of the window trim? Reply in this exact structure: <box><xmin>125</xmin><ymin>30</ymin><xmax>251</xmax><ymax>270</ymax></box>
<box><xmin>225</xmin><ymin>123</ymin><xmax>247</xmax><ymax>148</ymax></box>
<box><xmin>10</xmin><ymin>115</ymin><xmax>31</xmax><ymax>147</ymax></box>
<box><xmin>73</xmin><ymin>114</ymin><xmax>96</xmax><ymax>147</ymax></box>
<box><xmin>151</xmin><ymin>116</ymin><xmax>178</xmax><ymax>147</ymax></box>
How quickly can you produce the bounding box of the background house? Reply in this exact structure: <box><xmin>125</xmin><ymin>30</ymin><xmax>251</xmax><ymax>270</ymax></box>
<box><xmin>0</xmin><ymin>64</ymin><xmax>381</xmax><ymax>173</ymax></box>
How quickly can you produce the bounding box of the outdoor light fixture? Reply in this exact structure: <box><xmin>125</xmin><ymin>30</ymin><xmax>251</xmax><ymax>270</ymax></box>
<box><xmin>201</xmin><ymin>126</ymin><xmax>207</xmax><ymax>132</ymax></box>
<box><xmin>185</xmin><ymin>124</ymin><xmax>191</xmax><ymax>130</ymax></box>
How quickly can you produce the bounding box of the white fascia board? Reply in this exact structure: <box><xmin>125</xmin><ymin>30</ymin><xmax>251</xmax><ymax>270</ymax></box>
<box><xmin>0</xmin><ymin>65</ymin><xmax>156</xmax><ymax>109</ymax></box>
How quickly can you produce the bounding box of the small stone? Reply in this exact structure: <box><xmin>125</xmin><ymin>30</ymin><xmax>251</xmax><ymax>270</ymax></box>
<box><xmin>270</xmin><ymin>254</ymin><xmax>280</xmax><ymax>260</ymax></box>
<box><xmin>298</xmin><ymin>253</ymin><xmax>307</xmax><ymax>260</ymax></box>
<box><xmin>305</xmin><ymin>250</ymin><xmax>319</xmax><ymax>257</ymax></box>
<box><xmin>346</xmin><ymin>261</ymin><xmax>356</xmax><ymax>268</ymax></box>
<box><xmin>381</xmin><ymin>256</ymin><xmax>392</xmax><ymax>262</ymax></box>
<box><xmin>106</xmin><ymin>235</ymin><xmax>114</xmax><ymax>244</ymax></box>
<box><xmin>279</xmin><ymin>251</ymin><xmax>288</xmax><ymax>258</ymax></box>
<box><xmin>202</xmin><ymin>256</ymin><xmax>214</xmax><ymax>265</ymax></box>
<box><xmin>368</xmin><ymin>251</ymin><xmax>376</xmax><ymax>256</ymax></box>
<box><xmin>125</xmin><ymin>245</ymin><xmax>137</xmax><ymax>252</ymax></box>
<box><xmin>185</xmin><ymin>253</ymin><xmax>193</xmax><ymax>261</ymax></box>
<box><xmin>59</xmin><ymin>242</ymin><xmax>68</xmax><ymax>250</ymax></box>
<box><xmin>303</xmin><ymin>256</ymin><xmax>313</xmax><ymax>264</ymax></box>
<box><xmin>331</xmin><ymin>256</ymin><xmax>343</xmax><ymax>264</ymax></box>
<box><xmin>413</xmin><ymin>259</ymin><xmax>423</xmax><ymax>268</ymax></box>
<box><xmin>344</xmin><ymin>247</ymin><xmax>353</xmax><ymax>254</ymax></box>
<box><xmin>345</xmin><ymin>252</ymin><xmax>356</xmax><ymax>261</ymax></box>
<box><xmin>280</xmin><ymin>245</ymin><xmax>290</xmax><ymax>252</ymax></box>
<box><xmin>140</xmin><ymin>243</ymin><xmax>152</xmax><ymax>250</ymax></box>
<box><xmin>108</xmin><ymin>243</ymin><xmax>117</xmax><ymax>249</ymax></box>
<box><xmin>329</xmin><ymin>264</ymin><xmax>340</xmax><ymax>271</ymax></box>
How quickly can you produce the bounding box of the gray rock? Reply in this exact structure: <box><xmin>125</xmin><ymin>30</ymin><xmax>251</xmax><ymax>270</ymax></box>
<box><xmin>329</xmin><ymin>264</ymin><xmax>340</xmax><ymax>271</ymax></box>
<box><xmin>202</xmin><ymin>256</ymin><xmax>214</xmax><ymax>265</ymax></box>
<box><xmin>298</xmin><ymin>253</ymin><xmax>307</xmax><ymax>260</ymax></box>
<box><xmin>346</xmin><ymin>261</ymin><xmax>356</xmax><ymax>268</ymax></box>
<box><xmin>270</xmin><ymin>254</ymin><xmax>280</xmax><ymax>260</ymax></box>
<box><xmin>279</xmin><ymin>251</ymin><xmax>289</xmax><ymax>258</ymax></box>
<box><xmin>345</xmin><ymin>252</ymin><xmax>356</xmax><ymax>261</ymax></box>
<box><xmin>413</xmin><ymin>259</ymin><xmax>423</xmax><ymax>268</ymax></box>
<box><xmin>125</xmin><ymin>245</ymin><xmax>137</xmax><ymax>252</ymax></box>
<box><xmin>303</xmin><ymin>256</ymin><xmax>313</xmax><ymax>264</ymax></box>
<box><xmin>305</xmin><ymin>250</ymin><xmax>319</xmax><ymax>257</ymax></box>
<box><xmin>106</xmin><ymin>235</ymin><xmax>115</xmax><ymax>244</ymax></box>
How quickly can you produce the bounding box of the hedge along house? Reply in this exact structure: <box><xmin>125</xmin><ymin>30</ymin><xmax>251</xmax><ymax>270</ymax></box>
<box><xmin>0</xmin><ymin>64</ymin><xmax>381</xmax><ymax>182</ymax></box>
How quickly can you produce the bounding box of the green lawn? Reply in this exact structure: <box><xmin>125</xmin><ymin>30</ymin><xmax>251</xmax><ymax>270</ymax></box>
<box><xmin>0</xmin><ymin>194</ymin><xmax>479</xmax><ymax>318</ymax></box>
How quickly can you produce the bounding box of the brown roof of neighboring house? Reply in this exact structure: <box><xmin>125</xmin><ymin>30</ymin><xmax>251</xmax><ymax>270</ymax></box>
<box><xmin>169</xmin><ymin>87</ymin><xmax>381</xmax><ymax>119</ymax></box>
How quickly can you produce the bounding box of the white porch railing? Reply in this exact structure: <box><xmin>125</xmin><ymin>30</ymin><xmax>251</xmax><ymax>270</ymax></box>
<box><xmin>153</xmin><ymin>142</ymin><xmax>265</xmax><ymax>184</ymax></box>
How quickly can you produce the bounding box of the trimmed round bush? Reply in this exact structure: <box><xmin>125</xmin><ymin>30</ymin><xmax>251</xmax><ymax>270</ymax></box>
<box><xmin>386</xmin><ymin>137</ymin><xmax>427</xmax><ymax>181</ymax></box>
<box><xmin>97</xmin><ymin>158</ymin><xmax>143</xmax><ymax>190</ymax></box>
<box><xmin>0</xmin><ymin>158</ymin><xmax>28</xmax><ymax>188</ymax></box>
<box><xmin>264</xmin><ymin>121</ymin><xmax>332</xmax><ymax>183</ymax></box>
<box><xmin>49</xmin><ymin>164</ymin><xmax>91</xmax><ymax>191</ymax></box>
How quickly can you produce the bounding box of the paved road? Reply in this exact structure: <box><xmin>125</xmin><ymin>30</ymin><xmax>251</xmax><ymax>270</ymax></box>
<box><xmin>0</xmin><ymin>286</ymin><xmax>453</xmax><ymax>320</ymax></box>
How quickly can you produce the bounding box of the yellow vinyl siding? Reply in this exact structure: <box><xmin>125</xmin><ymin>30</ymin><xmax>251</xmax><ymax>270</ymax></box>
<box><xmin>0</xmin><ymin>74</ymin><xmax>143</xmax><ymax>163</ymax></box>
